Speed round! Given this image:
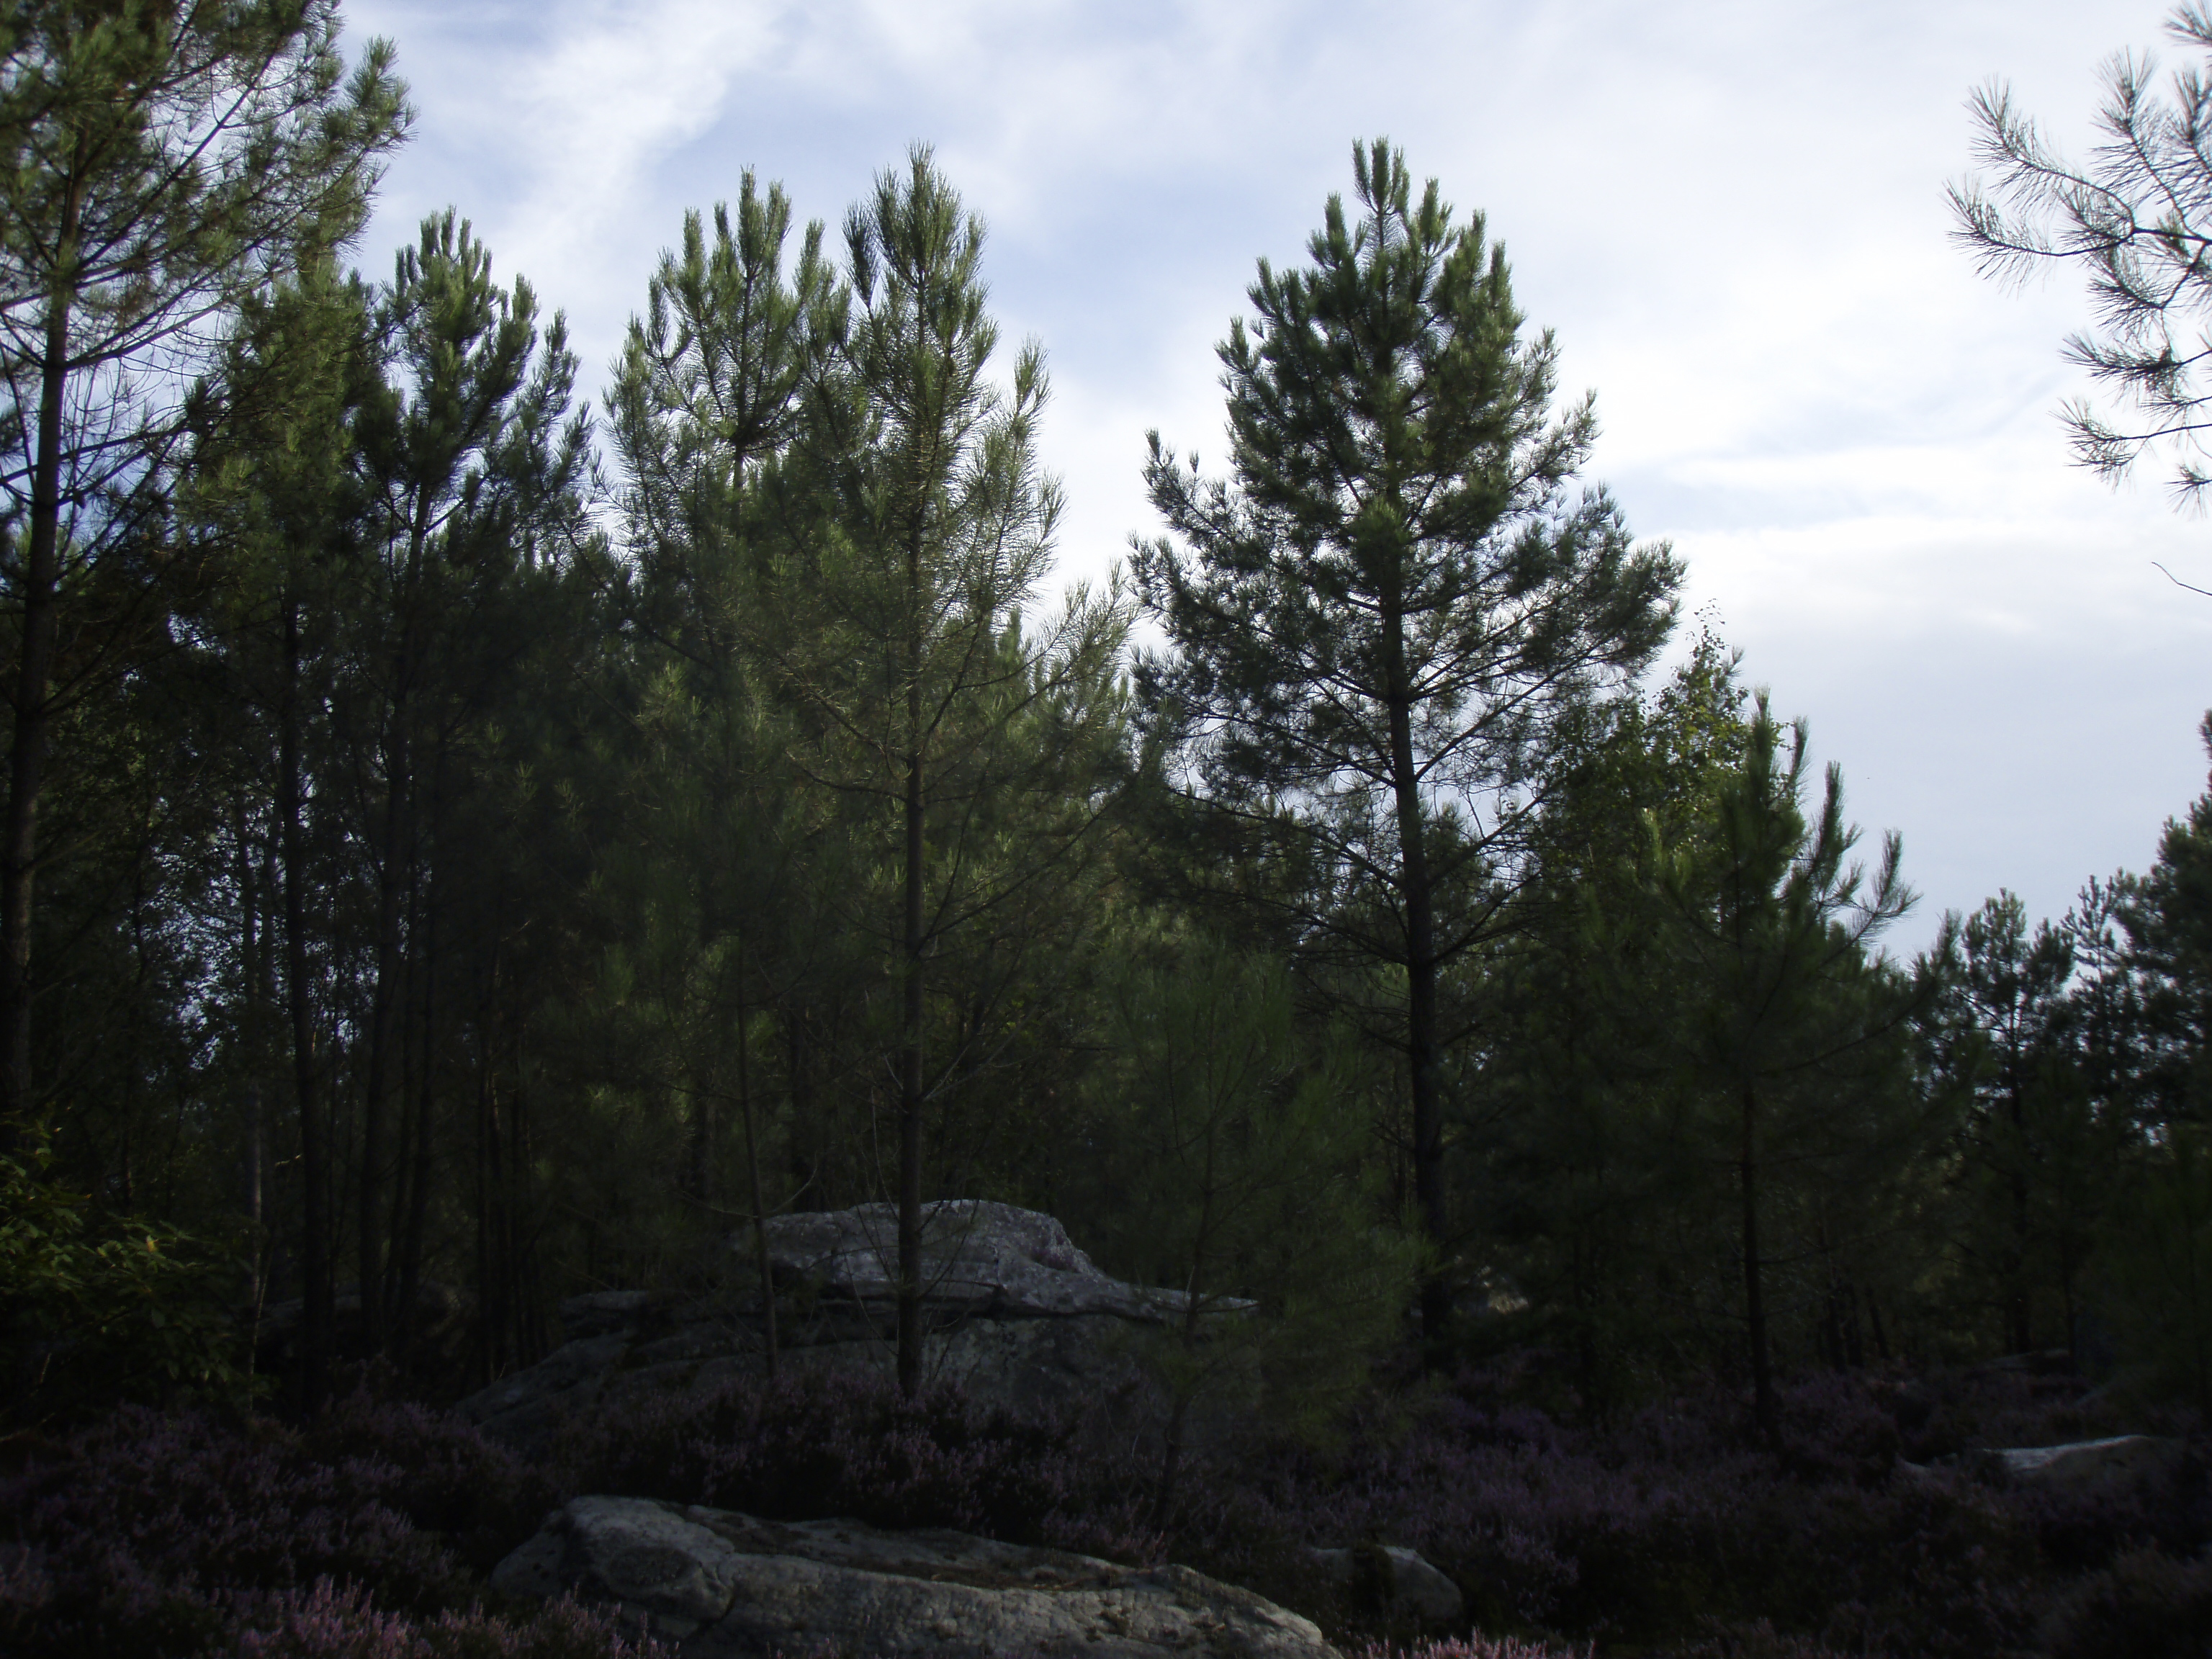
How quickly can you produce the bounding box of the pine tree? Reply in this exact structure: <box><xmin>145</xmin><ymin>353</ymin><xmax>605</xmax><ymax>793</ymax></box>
<box><xmin>1652</xmin><ymin>699</ymin><xmax>1923</xmax><ymax>1439</ymax></box>
<box><xmin>336</xmin><ymin>211</ymin><xmax>594</xmax><ymax>1358</ymax></box>
<box><xmin>1948</xmin><ymin>892</ymin><xmax>2093</xmax><ymax>1354</ymax></box>
<box><xmin>603</xmin><ymin>174</ymin><xmax>848</xmax><ymax>1370</ymax></box>
<box><xmin>754</xmin><ymin>150</ymin><xmax>1128</xmax><ymax>1394</ymax></box>
<box><xmin>0</xmin><ymin>0</ymin><xmax>408</xmax><ymax>1127</ymax></box>
<box><xmin>182</xmin><ymin>256</ymin><xmax>381</xmax><ymax>1411</ymax></box>
<box><xmin>1089</xmin><ymin>937</ymin><xmax>1416</xmax><ymax>1524</ymax></box>
<box><xmin>1133</xmin><ymin>140</ymin><xmax>1680</xmax><ymax>1341</ymax></box>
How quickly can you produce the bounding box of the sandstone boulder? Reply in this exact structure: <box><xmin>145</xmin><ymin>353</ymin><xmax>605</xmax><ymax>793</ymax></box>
<box><xmin>747</xmin><ymin>1201</ymin><xmax>1202</xmax><ymax>1320</ymax></box>
<box><xmin>1897</xmin><ymin>1433</ymin><xmax>2188</xmax><ymax>1498</ymax></box>
<box><xmin>492</xmin><ymin>1494</ymin><xmax>1338</xmax><ymax>1659</ymax></box>
<box><xmin>1972</xmin><ymin>1434</ymin><xmax>2185</xmax><ymax>1495</ymax></box>
<box><xmin>456</xmin><ymin>1202</ymin><xmax>1220</xmax><ymax>1452</ymax></box>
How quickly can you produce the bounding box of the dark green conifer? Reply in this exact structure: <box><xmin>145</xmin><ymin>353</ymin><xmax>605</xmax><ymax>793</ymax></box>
<box><xmin>1134</xmin><ymin>140</ymin><xmax>1680</xmax><ymax>1341</ymax></box>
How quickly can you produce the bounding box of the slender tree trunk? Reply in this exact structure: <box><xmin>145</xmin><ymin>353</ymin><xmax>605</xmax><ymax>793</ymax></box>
<box><xmin>1152</xmin><ymin>1390</ymin><xmax>1192</xmax><ymax>1531</ymax></box>
<box><xmin>361</xmin><ymin>516</ymin><xmax>427</xmax><ymax>1357</ymax></box>
<box><xmin>897</xmin><ymin>721</ymin><xmax>926</xmax><ymax>1396</ymax></box>
<box><xmin>1382</xmin><ymin>601</ymin><xmax>1448</xmax><ymax>1344</ymax></box>
<box><xmin>1865</xmin><ymin>1286</ymin><xmax>1891</xmax><ymax>1362</ymax></box>
<box><xmin>360</xmin><ymin>737</ymin><xmax>409</xmax><ymax>1357</ymax></box>
<box><xmin>1154</xmin><ymin>1156</ymin><xmax>1218</xmax><ymax>1529</ymax></box>
<box><xmin>280</xmin><ymin>598</ymin><xmax>333</xmax><ymax>1414</ymax></box>
<box><xmin>475</xmin><ymin>949</ymin><xmax>508</xmax><ymax>1385</ymax></box>
<box><xmin>235</xmin><ymin>799</ymin><xmax>268</xmax><ymax>1308</ymax></box>
<box><xmin>1</xmin><ymin>228</ymin><xmax>78</xmax><ymax>1134</ymax></box>
<box><xmin>785</xmin><ymin>1010</ymin><xmax>822</xmax><ymax>1208</ymax></box>
<box><xmin>897</xmin><ymin>529</ymin><xmax>927</xmax><ymax>1398</ymax></box>
<box><xmin>2007</xmin><ymin>1082</ymin><xmax>2033</xmax><ymax>1353</ymax></box>
<box><xmin>1741</xmin><ymin>1079</ymin><xmax>1776</xmax><ymax>1442</ymax></box>
<box><xmin>737</xmin><ymin>942</ymin><xmax>778</xmax><ymax>1377</ymax></box>
<box><xmin>395</xmin><ymin>854</ymin><xmax>437</xmax><ymax>1359</ymax></box>
<box><xmin>475</xmin><ymin>1043</ymin><xmax>496</xmax><ymax>1384</ymax></box>
<box><xmin>688</xmin><ymin>989</ymin><xmax>718</xmax><ymax>1203</ymax></box>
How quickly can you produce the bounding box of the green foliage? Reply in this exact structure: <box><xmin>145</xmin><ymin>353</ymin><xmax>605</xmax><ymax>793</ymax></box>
<box><xmin>1930</xmin><ymin>892</ymin><xmax>2116</xmax><ymax>1356</ymax></box>
<box><xmin>0</xmin><ymin>0</ymin><xmax>410</xmax><ymax>1122</ymax></box>
<box><xmin>2123</xmin><ymin>714</ymin><xmax>2212</xmax><ymax>1129</ymax></box>
<box><xmin>1133</xmin><ymin>139</ymin><xmax>1681</xmax><ymax>1336</ymax></box>
<box><xmin>19</xmin><ymin>1</ymin><xmax>2212</xmax><ymax>1464</ymax></box>
<box><xmin>1645</xmin><ymin>696</ymin><xmax>1930</xmax><ymax>1434</ymax></box>
<box><xmin>1084</xmin><ymin>937</ymin><xmax>1419</xmax><ymax>1511</ymax></box>
<box><xmin>2099</xmin><ymin>1126</ymin><xmax>2212</xmax><ymax>1412</ymax></box>
<box><xmin>1952</xmin><ymin>2</ymin><xmax>2212</xmax><ymax>508</ymax></box>
<box><xmin>1473</xmin><ymin>634</ymin><xmax>1758</xmax><ymax>1403</ymax></box>
<box><xmin>0</xmin><ymin>1126</ymin><xmax>257</xmax><ymax>1426</ymax></box>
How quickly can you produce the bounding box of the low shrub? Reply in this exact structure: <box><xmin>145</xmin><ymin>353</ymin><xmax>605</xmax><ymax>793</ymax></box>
<box><xmin>0</xmin><ymin>1130</ymin><xmax>258</xmax><ymax>1429</ymax></box>
<box><xmin>6</xmin><ymin>1357</ymin><xmax>2210</xmax><ymax>1658</ymax></box>
<box><xmin>543</xmin><ymin>1367</ymin><xmax>1159</xmax><ymax>1562</ymax></box>
<box><xmin>1350</xmin><ymin>1640</ymin><xmax>1591</xmax><ymax>1659</ymax></box>
<box><xmin>230</xmin><ymin>1580</ymin><xmax>667</xmax><ymax>1658</ymax></box>
<box><xmin>0</xmin><ymin>1401</ymin><xmax>547</xmax><ymax>1658</ymax></box>
<box><xmin>304</xmin><ymin>1390</ymin><xmax>556</xmax><ymax>1571</ymax></box>
<box><xmin>2038</xmin><ymin>1545</ymin><xmax>2212</xmax><ymax>1659</ymax></box>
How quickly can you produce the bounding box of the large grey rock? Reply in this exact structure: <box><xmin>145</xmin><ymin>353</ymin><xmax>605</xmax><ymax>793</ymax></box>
<box><xmin>493</xmin><ymin>1495</ymin><xmax>1337</xmax><ymax>1659</ymax></box>
<box><xmin>1897</xmin><ymin>1434</ymin><xmax>2188</xmax><ymax>1498</ymax></box>
<box><xmin>456</xmin><ymin>1202</ymin><xmax>1218</xmax><ymax>1452</ymax></box>
<box><xmin>1974</xmin><ymin>1434</ymin><xmax>2185</xmax><ymax>1495</ymax></box>
<box><xmin>1305</xmin><ymin>1545</ymin><xmax>1463</xmax><ymax>1625</ymax></box>
<box><xmin>750</xmin><ymin>1201</ymin><xmax>1207</xmax><ymax>1321</ymax></box>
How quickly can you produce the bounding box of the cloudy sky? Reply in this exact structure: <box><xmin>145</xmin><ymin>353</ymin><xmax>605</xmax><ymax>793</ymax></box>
<box><xmin>342</xmin><ymin>0</ymin><xmax>2212</xmax><ymax>953</ymax></box>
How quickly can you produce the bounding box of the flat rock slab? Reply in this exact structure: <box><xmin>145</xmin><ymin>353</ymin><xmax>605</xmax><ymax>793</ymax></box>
<box><xmin>494</xmin><ymin>1496</ymin><xmax>1337</xmax><ymax>1659</ymax></box>
<box><xmin>1976</xmin><ymin>1434</ymin><xmax>2184</xmax><ymax>1493</ymax></box>
<box><xmin>1897</xmin><ymin>1434</ymin><xmax>2188</xmax><ymax>1497</ymax></box>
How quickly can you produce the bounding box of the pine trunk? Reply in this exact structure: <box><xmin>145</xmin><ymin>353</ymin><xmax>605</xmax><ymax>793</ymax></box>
<box><xmin>1383</xmin><ymin>599</ymin><xmax>1447</xmax><ymax>1344</ymax></box>
<box><xmin>1</xmin><ymin>249</ymin><xmax>76</xmax><ymax>1131</ymax></box>
<box><xmin>1741</xmin><ymin>1079</ymin><xmax>1776</xmax><ymax>1442</ymax></box>
<box><xmin>281</xmin><ymin>598</ymin><xmax>333</xmax><ymax>1414</ymax></box>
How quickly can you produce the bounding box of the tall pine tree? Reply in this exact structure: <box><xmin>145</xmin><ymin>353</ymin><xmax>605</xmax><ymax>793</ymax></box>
<box><xmin>1134</xmin><ymin>140</ymin><xmax>1679</xmax><ymax>1340</ymax></box>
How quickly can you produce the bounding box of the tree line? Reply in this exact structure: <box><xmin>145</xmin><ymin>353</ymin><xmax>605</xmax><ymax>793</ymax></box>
<box><xmin>5</xmin><ymin>1</ymin><xmax>2211</xmax><ymax>1440</ymax></box>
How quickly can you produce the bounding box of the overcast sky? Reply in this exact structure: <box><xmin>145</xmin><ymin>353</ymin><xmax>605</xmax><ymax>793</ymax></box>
<box><xmin>341</xmin><ymin>0</ymin><xmax>2212</xmax><ymax>954</ymax></box>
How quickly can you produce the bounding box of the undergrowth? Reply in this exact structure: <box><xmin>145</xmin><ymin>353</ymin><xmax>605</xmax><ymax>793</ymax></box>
<box><xmin>1</xmin><ymin>1359</ymin><xmax>2204</xmax><ymax>1658</ymax></box>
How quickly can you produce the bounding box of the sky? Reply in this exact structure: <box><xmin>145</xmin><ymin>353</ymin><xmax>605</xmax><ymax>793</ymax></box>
<box><xmin>341</xmin><ymin>0</ymin><xmax>2212</xmax><ymax>955</ymax></box>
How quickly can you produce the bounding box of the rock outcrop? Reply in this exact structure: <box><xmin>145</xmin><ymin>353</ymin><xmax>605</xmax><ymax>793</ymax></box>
<box><xmin>1972</xmin><ymin>1433</ymin><xmax>2185</xmax><ymax>1494</ymax></box>
<box><xmin>492</xmin><ymin>1495</ymin><xmax>1337</xmax><ymax>1659</ymax></box>
<box><xmin>457</xmin><ymin>1202</ymin><xmax>1219</xmax><ymax>1451</ymax></box>
<box><xmin>1305</xmin><ymin>1545</ymin><xmax>1463</xmax><ymax>1626</ymax></box>
<box><xmin>1897</xmin><ymin>1433</ymin><xmax>2187</xmax><ymax>1498</ymax></box>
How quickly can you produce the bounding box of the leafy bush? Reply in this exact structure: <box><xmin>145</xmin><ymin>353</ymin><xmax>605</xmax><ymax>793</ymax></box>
<box><xmin>0</xmin><ymin>1129</ymin><xmax>257</xmax><ymax>1427</ymax></box>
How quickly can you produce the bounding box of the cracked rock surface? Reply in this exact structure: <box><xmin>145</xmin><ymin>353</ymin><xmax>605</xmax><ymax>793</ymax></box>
<box><xmin>492</xmin><ymin>1495</ymin><xmax>1338</xmax><ymax>1659</ymax></box>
